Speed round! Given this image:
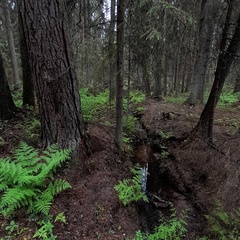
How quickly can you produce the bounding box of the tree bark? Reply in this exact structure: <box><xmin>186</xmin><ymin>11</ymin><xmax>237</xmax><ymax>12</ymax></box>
<box><xmin>185</xmin><ymin>0</ymin><xmax>215</xmax><ymax>105</ymax></box>
<box><xmin>18</xmin><ymin>7</ymin><xmax>35</xmax><ymax>107</ymax></box>
<box><xmin>18</xmin><ymin>0</ymin><xmax>89</xmax><ymax>152</ymax></box>
<box><xmin>115</xmin><ymin>0</ymin><xmax>124</xmax><ymax>151</ymax></box>
<box><xmin>0</xmin><ymin>52</ymin><xmax>16</xmax><ymax>120</ymax></box>
<box><xmin>109</xmin><ymin>0</ymin><xmax>116</xmax><ymax>102</ymax></box>
<box><xmin>3</xmin><ymin>0</ymin><xmax>20</xmax><ymax>89</ymax></box>
<box><xmin>142</xmin><ymin>63</ymin><xmax>151</xmax><ymax>97</ymax></box>
<box><xmin>153</xmin><ymin>43</ymin><xmax>163</xmax><ymax>99</ymax></box>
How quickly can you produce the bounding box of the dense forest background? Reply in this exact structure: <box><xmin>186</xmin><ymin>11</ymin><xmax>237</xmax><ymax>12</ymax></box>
<box><xmin>0</xmin><ymin>0</ymin><xmax>240</xmax><ymax>239</ymax></box>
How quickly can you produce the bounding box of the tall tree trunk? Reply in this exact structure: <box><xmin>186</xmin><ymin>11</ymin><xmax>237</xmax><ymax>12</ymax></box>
<box><xmin>18</xmin><ymin>7</ymin><xmax>35</xmax><ymax>107</ymax></box>
<box><xmin>18</xmin><ymin>0</ymin><xmax>89</xmax><ymax>152</ymax></box>
<box><xmin>3</xmin><ymin>0</ymin><xmax>20</xmax><ymax>89</ymax></box>
<box><xmin>115</xmin><ymin>0</ymin><xmax>124</xmax><ymax>151</ymax></box>
<box><xmin>109</xmin><ymin>0</ymin><xmax>116</xmax><ymax>102</ymax></box>
<box><xmin>0</xmin><ymin>52</ymin><xmax>16</xmax><ymax>120</ymax></box>
<box><xmin>142</xmin><ymin>62</ymin><xmax>151</xmax><ymax>97</ymax></box>
<box><xmin>162</xmin><ymin>9</ymin><xmax>168</xmax><ymax>97</ymax></box>
<box><xmin>153</xmin><ymin>43</ymin><xmax>162</xmax><ymax>99</ymax></box>
<box><xmin>185</xmin><ymin>0</ymin><xmax>215</xmax><ymax>105</ymax></box>
<box><xmin>233</xmin><ymin>76</ymin><xmax>240</xmax><ymax>92</ymax></box>
<box><xmin>192</xmin><ymin>5</ymin><xmax>240</xmax><ymax>142</ymax></box>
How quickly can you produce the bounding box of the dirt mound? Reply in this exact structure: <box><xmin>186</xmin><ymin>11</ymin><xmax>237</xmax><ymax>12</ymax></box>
<box><xmin>141</xmin><ymin>99</ymin><xmax>240</xmax><ymax>236</ymax></box>
<box><xmin>53</xmin><ymin>124</ymin><xmax>140</xmax><ymax>239</ymax></box>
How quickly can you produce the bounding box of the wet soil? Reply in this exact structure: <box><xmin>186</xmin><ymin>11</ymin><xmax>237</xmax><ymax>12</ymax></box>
<box><xmin>0</xmin><ymin>99</ymin><xmax>240</xmax><ymax>239</ymax></box>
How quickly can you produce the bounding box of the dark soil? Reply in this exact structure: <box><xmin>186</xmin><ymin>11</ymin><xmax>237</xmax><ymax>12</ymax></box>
<box><xmin>0</xmin><ymin>99</ymin><xmax>240</xmax><ymax>239</ymax></box>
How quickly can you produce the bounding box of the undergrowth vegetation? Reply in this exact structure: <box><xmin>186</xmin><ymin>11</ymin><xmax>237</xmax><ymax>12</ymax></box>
<box><xmin>80</xmin><ymin>88</ymin><xmax>109</xmax><ymax>121</ymax></box>
<box><xmin>206</xmin><ymin>202</ymin><xmax>240</xmax><ymax>240</ymax></box>
<box><xmin>165</xmin><ymin>85</ymin><xmax>239</xmax><ymax>108</ymax></box>
<box><xmin>114</xmin><ymin>164</ymin><xmax>148</xmax><ymax>206</ymax></box>
<box><xmin>0</xmin><ymin>142</ymin><xmax>71</xmax><ymax>217</ymax></box>
<box><xmin>0</xmin><ymin>142</ymin><xmax>71</xmax><ymax>239</ymax></box>
<box><xmin>132</xmin><ymin>209</ymin><xmax>187</xmax><ymax>240</ymax></box>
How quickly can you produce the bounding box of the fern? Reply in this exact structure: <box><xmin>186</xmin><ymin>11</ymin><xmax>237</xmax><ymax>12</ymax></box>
<box><xmin>132</xmin><ymin>208</ymin><xmax>187</xmax><ymax>240</ymax></box>
<box><xmin>206</xmin><ymin>201</ymin><xmax>240</xmax><ymax>240</ymax></box>
<box><xmin>114</xmin><ymin>164</ymin><xmax>148</xmax><ymax>206</ymax></box>
<box><xmin>0</xmin><ymin>142</ymin><xmax>72</xmax><ymax>217</ymax></box>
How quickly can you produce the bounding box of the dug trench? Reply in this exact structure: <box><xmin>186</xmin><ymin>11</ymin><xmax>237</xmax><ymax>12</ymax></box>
<box><xmin>133</xmin><ymin>124</ymin><xmax>207</xmax><ymax>238</ymax></box>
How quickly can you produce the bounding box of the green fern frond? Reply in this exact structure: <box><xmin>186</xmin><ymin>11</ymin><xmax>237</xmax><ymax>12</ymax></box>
<box><xmin>51</xmin><ymin>179</ymin><xmax>72</xmax><ymax>196</ymax></box>
<box><xmin>34</xmin><ymin>197</ymin><xmax>53</xmax><ymax>215</ymax></box>
<box><xmin>0</xmin><ymin>160</ymin><xmax>26</xmax><ymax>185</ymax></box>
<box><xmin>0</xmin><ymin>187</ymin><xmax>36</xmax><ymax>216</ymax></box>
<box><xmin>0</xmin><ymin>183</ymin><xmax>8</xmax><ymax>191</ymax></box>
<box><xmin>0</xmin><ymin>142</ymin><xmax>71</xmax><ymax>217</ymax></box>
<box><xmin>114</xmin><ymin>165</ymin><xmax>148</xmax><ymax>206</ymax></box>
<box><xmin>14</xmin><ymin>142</ymin><xmax>38</xmax><ymax>165</ymax></box>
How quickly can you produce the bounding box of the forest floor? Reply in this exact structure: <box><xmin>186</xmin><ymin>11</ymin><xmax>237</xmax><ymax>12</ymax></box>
<box><xmin>0</xmin><ymin>99</ymin><xmax>240</xmax><ymax>239</ymax></box>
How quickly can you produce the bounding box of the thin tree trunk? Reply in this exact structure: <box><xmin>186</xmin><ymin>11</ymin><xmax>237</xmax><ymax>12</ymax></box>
<box><xmin>0</xmin><ymin>52</ymin><xmax>16</xmax><ymax>120</ymax></box>
<box><xmin>142</xmin><ymin>63</ymin><xmax>151</xmax><ymax>97</ymax></box>
<box><xmin>162</xmin><ymin>9</ymin><xmax>168</xmax><ymax>96</ymax></box>
<box><xmin>109</xmin><ymin>0</ymin><xmax>116</xmax><ymax>102</ymax></box>
<box><xmin>115</xmin><ymin>0</ymin><xmax>124</xmax><ymax>151</ymax></box>
<box><xmin>153</xmin><ymin>43</ymin><xmax>162</xmax><ymax>99</ymax></box>
<box><xmin>3</xmin><ymin>0</ymin><xmax>20</xmax><ymax>89</ymax></box>
<box><xmin>18</xmin><ymin>7</ymin><xmax>35</xmax><ymax>107</ymax></box>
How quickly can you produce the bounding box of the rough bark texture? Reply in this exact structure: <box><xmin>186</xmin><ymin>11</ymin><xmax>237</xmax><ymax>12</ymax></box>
<box><xmin>115</xmin><ymin>0</ymin><xmax>124</xmax><ymax>151</ymax></box>
<box><xmin>192</xmin><ymin>5</ymin><xmax>240</xmax><ymax>142</ymax></box>
<box><xmin>0</xmin><ymin>52</ymin><xmax>16</xmax><ymax>120</ymax></box>
<box><xmin>18</xmin><ymin>0</ymin><xmax>87</xmax><ymax>150</ymax></box>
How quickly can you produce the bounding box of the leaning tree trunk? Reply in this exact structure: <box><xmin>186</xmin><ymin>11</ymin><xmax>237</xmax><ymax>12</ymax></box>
<box><xmin>192</xmin><ymin>7</ymin><xmax>240</xmax><ymax>143</ymax></box>
<box><xmin>18</xmin><ymin>0</ymin><xmax>89</xmax><ymax>151</ymax></box>
<box><xmin>0</xmin><ymin>52</ymin><xmax>16</xmax><ymax>120</ymax></box>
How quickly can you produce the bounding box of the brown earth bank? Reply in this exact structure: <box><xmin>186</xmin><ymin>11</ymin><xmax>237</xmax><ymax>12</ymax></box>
<box><xmin>0</xmin><ymin>99</ymin><xmax>240</xmax><ymax>239</ymax></box>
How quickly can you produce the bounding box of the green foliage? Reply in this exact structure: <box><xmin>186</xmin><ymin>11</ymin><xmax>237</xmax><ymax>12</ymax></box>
<box><xmin>123</xmin><ymin>115</ymin><xmax>138</xmax><ymax>136</ymax></box>
<box><xmin>158</xmin><ymin>130</ymin><xmax>172</xmax><ymax>140</ymax></box>
<box><xmin>80</xmin><ymin>88</ymin><xmax>109</xmax><ymax>121</ymax></box>
<box><xmin>160</xmin><ymin>145</ymin><xmax>169</xmax><ymax>159</ymax></box>
<box><xmin>132</xmin><ymin>209</ymin><xmax>187</xmax><ymax>240</ymax></box>
<box><xmin>0</xmin><ymin>142</ymin><xmax>71</xmax><ymax>217</ymax></box>
<box><xmin>12</xmin><ymin>88</ymin><xmax>23</xmax><ymax>108</ymax></box>
<box><xmin>24</xmin><ymin>117</ymin><xmax>40</xmax><ymax>141</ymax></box>
<box><xmin>4</xmin><ymin>221</ymin><xmax>19</xmax><ymax>240</ymax></box>
<box><xmin>114</xmin><ymin>164</ymin><xmax>148</xmax><ymax>206</ymax></box>
<box><xmin>165</xmin><ymin>94</ymin><xmax>187</xmax><ymax>104</ymax></box>
<box><xmin>206</xmin><ymin>201</ymin><xmax>240</xmax><ymax>240</ymax></box>
<box><xmin>34</xmin><ymin>212</ymin><xmax>67</xmax><ymax>240</ymax></box>
<box><xmin>129</xmin><ymin>91</ymin><xmax>145</xmax><ymax>106</ymax></box>
<box><xmin>218</xmin><ymin>91</ymin><xmax>239</xmax><ymax>108</ymax></box>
